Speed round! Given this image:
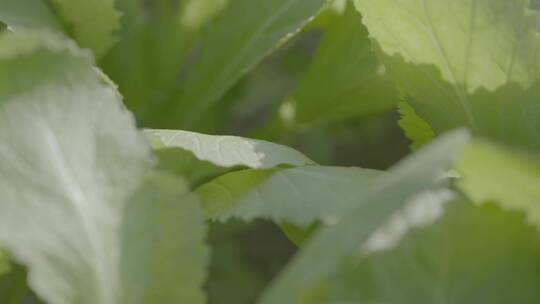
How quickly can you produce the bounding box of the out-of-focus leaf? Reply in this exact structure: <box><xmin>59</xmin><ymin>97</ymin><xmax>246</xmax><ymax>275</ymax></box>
<box><xmin>282</xmin><ymin>3</ymin><xmax>399</xmax><ymax>128</ymax></box>
<box><xmin>164</xmin><ymin>0</ymin><xmax>327</xmax><ymax>129</ymax></box>
<box><xmin>0</xmin><ymin>0</ymin><xmax>119</xmax><ymax>57</ymax></box>
<box><xmin>51</xmin><ymin>0</ymin><xmax>120</xmax><ymax>56</ymax></box>
<box><xmin>355</xmin><ymin>0</ymin><xmax>540</xmax><ymax>151</ymax></box>
<box><xmin>196</xmin><ymin>166</ymin><xmax>381</xmax><ymax>227</ymax></box>
<box><xmin>0</xmin><ymin>251</ymin><xmax>9</xmax><ymax>277</ymax></box>
<box><xmin>398</xmin><ymin>101</ymin><xmax>434</xmax><ymax>150</ymax></box>
<box><xmin>180</xmin><ymin>0</ymin><xmax>228</xmax><ymax>30</ymax></box>
<box><xmin>259</xmin><ymin>129</ymin><xmax>469</xmax><ymax>304</ymax></box>
<box><xmin>154</xmin><ymin>148</ymin><xmax>229</xmax><ymax>188</ymax></box>
<box><xmin>0</xmin><ymin>264</ymin><xmax>40</xmax><ymax>304</ymax></box>
<box><xmin>457</xmin><ymin>140</ymin><xmax>540</xmax><ymax>228</ymax></box>
<box><xmin>0</xmin><ymin>30</ymin><xmax>207</xmax><ymax>304</ymax></box>
<box><xmin>122</xmin><ymin>173</ymin><xmax>209</xmax><ymax>304</ymax></box>
<box><xmin>101</xmin><ymin>0</ymin><xmax>208</xmax><ymax>126</ymax></box>
<box><xmin>324</xmin><ymin>199</ymin><xmax>540</xmax><ymax>304</ymax></box>
<box><xmin>0</xmin><ymin>0</ymin><xmax>62</xmax><ymax>32</ymax></box>
<box><xmin>146</xmin><ymin>129</ymin><xmax>314</xmax><ymax>169</ymax></box>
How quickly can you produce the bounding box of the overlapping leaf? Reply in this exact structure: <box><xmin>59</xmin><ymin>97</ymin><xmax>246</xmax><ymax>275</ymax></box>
<box><xmin>283</xmin><ymin>3</ymin><xmax>399</xmax><ymax>128</ymax></box>
<box><xmin>323</xmin><ymin>199</ymin><xmax>540</xmax><ymax>304</ymax></box>
<box><xmin>164</xmin><ymin>0</ymin><xmax>327</xmax><ymax>129</ymax></box>
<box><xmin>259</xmin><ymin>129</ymin><xmax>469</xmax><ymax>304</ymax></box>
<box><xmin>196</xmin><ymin>166</ymin><xmax>381</xmax><ymax>227</ymax></box>
<box><xmin>146</xmin><ymin>129</ymin><xmax>314</xmax><ymax>169</ymax></box>
<box><xmin>0</xmin><ymin>30</ymin><xmax>207</xmax><ymax>304</ymax></box>
<box><xmin>0</xmin><ymin>0</ymin><xmax>120</xmax><ymax>56</ymax></box>
<box><xmin>355</xmin><ymin>0</ymin><xmax>540</xmax><ymax>151</ymax></box>
<box><xmin>457</xmin><ymin>140</ymin><xmax>540</xmax><ymax>228</ymax></box>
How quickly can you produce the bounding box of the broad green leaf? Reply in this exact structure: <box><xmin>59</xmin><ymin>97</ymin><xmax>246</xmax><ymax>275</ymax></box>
<box><xmin>146</xmin><ymin>129</ymin><xmax>315</xmax><ymax>169</ymax></box>
<box><xmin>326</xmin><ymin>200</ymin><xmax>540</xmax><ymax>304</ymax></box>
<box><xmin>398</xmin><ymin>101</ymin><xmax>434</xmax><ymax>150</ymax></box>
<box><xmin>163</xmin><ymin>0</ymin><xmax>327</xmax><ymax>129</ymax></box>
<box><xmin>0</xmin><ymin>0</ymin><xmax>120</xmax><ymax>57</ymax></box>
<box><xmin>0</xmin><ymin>30</ymin><xmax>207</xmax><ymax>304</ymax></box>
<box><xmin>282</xmin><ymin>3</ymin><xmax>399</xmax><ymax>128</ymax></box>
<box><xmin>259</xmin><ymin>129</ymin><xmax>469</xmax><ymax>304</ymax></box>
<box><xmin>0</xmin><ymin>0</ymin><xmax>63</xmax><ymax>32</ymax></box>
<box><xmin>196</xmin><ymin>166</ymin><xmax>381</xmax><ymax>227</ymax></box>
<box><xmin>355</xmin><ymin>0</ymin><xmax>540</xmax><ymax>151</ymax></box>
<box><xmin>457</xmin><ymin>140</ymin><xmax>540</xmax><ymax>228</ymax></box>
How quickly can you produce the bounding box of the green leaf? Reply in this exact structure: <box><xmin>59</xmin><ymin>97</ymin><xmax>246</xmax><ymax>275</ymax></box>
<box><xmin>146</xmin><ymin>129</ymin><xmax>315</xmax><ymax>169</ymax></box>
<box><xmin>100</xmin><ymin>0</ymin><xmax>205</xmax><ymax>126</ymax></box>
<box><xmin>326</xmin><ymin>199</ymin><xmax>540</xmax><ymax>304</ymax></box>
<box><xmin>0</xmin><ymin>0</ymin><xmax>120</xmax><ymax>57</ymax></box>
<box><xmin>0</xmin><ymin>264</ymin><xmax>39</xmax><ymax>304</ymax></box>
<box><xmin>0</xmin><ymin>251</ymin><xmax>9</xmax><ymax>277</ymax></box>
<box><xmin>259</xmin><ymin>129</ymin><xmax>469</xmax><ymax>304</ymax></box>
<box><xmin>51</xmin><ymin>0</ymin><xmax>120</xmax><ymax>56</ymax></box>
<box><xmin>196</xmin><ymin>166</ymin><xmax>381</xmax><ymax>226</ymax></box>
<box><xmin>457</xmin><ymin>140</ymin><xmax>540</xmax><ymax>228</ymax></box>
<box><xmin>164</xmin><ymin>0</ymin><xmax>327</xmax><ymax>129</ymax></box>
<box><xmin>398</xmin><ymin>101</ymin><xmax>434</xmax><ymax>150</ymax></box>
<box><xmin>0</xmin><ymin>0</ymin><xmax>63</xmax><ymax>32</ymax></box>
<box><xmin>282</xmin><ymin>3</ymin><xmax>399</xmax><ymax>128</ymax></box>
<box><xmin>122</xmin><ymin>173</ymin><xmax>209</xmax><ymax>304</ymax></box>
<box><xmin>355</xmin><ymin>0</ymin><xmax>540</xmax><ymax>151</ymax></box>
<box><xmin>0</xmin><ymin>30</ymin><xmax>207</xmax><ymax>304</ymax></box>
<box><xmin>154</xmin><ymin>148</ymin><xmax>230</xmax><ymax>188</ymax></box>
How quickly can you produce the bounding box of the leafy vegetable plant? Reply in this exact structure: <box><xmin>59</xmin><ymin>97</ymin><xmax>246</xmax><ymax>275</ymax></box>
<box><xmin>0</xmin><ymin>0</ymin><xmax>539</xmax><ymax>303</ymax></box>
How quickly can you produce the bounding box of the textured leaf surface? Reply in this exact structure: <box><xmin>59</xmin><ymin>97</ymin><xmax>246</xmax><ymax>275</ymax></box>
<box><xmin>0</xmin><ymin>31</ymin><xmax>207</xmax><ymax>304</ymax></box>
<box><xmin>457</xmin><ymin>140</ymin><xmax>540</xmax><ymax>228</ymax></box>
<box><xmin>326</xmin><ymin>200</ymin><xmax>540</xmax><ymax>304</ymax></box>
<box><xmin>355</xmin><ymin>0</ymin><xmax>540</xmax><ymax>151</ymax></box>
<box><xmin>146</xmin><ymin>129</ymin><xmax>314</xmax><ymax>169</ymax></box>
<box><xmin>165</xmin><ymin>0</ymin><xmax>326</xmax><ymax>128</ymax></box>
<box><xmin>196</xmin><ymin>166</ymin><xmax>381</xmax><ymax>227</ymax></box>
<box><xmin>285</xmin><ymin>3</ymin><xmax>399</xmax><ymax>127</ymax></box>
<box><xmin>259</xmin><ymin>129</ymin><xmax>470</xmax><ymax>304</ymax></box>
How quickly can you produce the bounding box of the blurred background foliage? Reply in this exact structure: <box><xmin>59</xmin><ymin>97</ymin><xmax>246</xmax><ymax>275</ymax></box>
<box><xmin>99</xmin><ymin>1</ymin><xmax>410</xmax><ymax>303</ymax></box>
<box><xmin>0</xmin><ymin>1</ymin><xmax>411</xmax><ymax>303</ymax></box>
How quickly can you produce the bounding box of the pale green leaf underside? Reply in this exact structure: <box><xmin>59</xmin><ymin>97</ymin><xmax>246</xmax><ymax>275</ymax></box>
<box><xmin>355</xmin><ymin>0</ymin><xmax>540</xmax><ymax>151</ymax></box>
<box><xmin>457</xmin><ymin>140</ymin><xmax>540</xmax><ymax>229</ymax></box>
<box><xmin>166</xmin><ymin>0</ymin><xmax>326</xmax><ymax>128</ymax></box>
<box><xmin>146</xmin><ymin>129</ymin><xmax>314</xmax><ymax>169</ymax></box>
<box><xmin>287</xmin><ymin>3</ymin><xmax>399</xmax><ymax>127</ymax></box>
<box><xmin>325</xmin><ymin>199</ymin><xmax>540</xmax><ymax>304</ymax></box>
<box><xmin>0</xmin><ymin>0</ymin><xmax>120</xmax><ymax>57</ymax></box>
<box><xmin>0</xmin><ymin>31</ymin><xmax>207</xmax><ymax>304</ymax></box>
<box><xmin>259</xmin><ymin>129</ymin><xmax>470</xmax><ymax>304</ymax></box>
<box><xmin>196</xmin><ymin>166</ymin><xmax>382</xmax><ymax>227</ymax></box>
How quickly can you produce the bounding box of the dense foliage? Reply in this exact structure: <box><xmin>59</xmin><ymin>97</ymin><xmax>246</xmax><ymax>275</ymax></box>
<box><xmin>0</xmin><ymin>0</ymin><xmax>539</xmax><ymax>303</ymax></box>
